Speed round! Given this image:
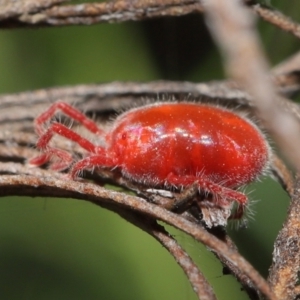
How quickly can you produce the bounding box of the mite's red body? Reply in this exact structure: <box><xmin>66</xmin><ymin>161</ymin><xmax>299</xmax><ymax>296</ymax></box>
<box><xmin>31</xmin><ymin>102</ymin><xmax>269</xmax><ymax>215</ymax></box>
<box><xmin>110</xmin><ymin>103</ymin><xmax>268</xmax><ymax>188</ymax></box>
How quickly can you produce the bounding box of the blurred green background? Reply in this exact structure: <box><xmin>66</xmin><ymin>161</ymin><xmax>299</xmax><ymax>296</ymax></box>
<box><xmin>0</xmin><ymin>1</ymin><xmax>299</xmax><ymax>299</ymax></box>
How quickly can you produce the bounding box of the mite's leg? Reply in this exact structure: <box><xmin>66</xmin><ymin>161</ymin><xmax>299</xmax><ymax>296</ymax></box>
<box><xmin>34</xmin><ymin>101</ymin><xmax>104</xmax><ymax>136</ymax></box>
<box><xmin>166</xmin><ymin>173</ymin><xmax>247</xmax><ymax>218</ymax></box>
<box><xmin>70</xmin><ymin>155</ymin><xmax>115</xmax><ymax>179</ymax></box>
<box><xmin>30</xmin><ymin>122</ymin><xmax>106</xmax><ymax>170</ymax></box>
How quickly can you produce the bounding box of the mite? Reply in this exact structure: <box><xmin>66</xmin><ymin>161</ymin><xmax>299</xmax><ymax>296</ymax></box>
<box><xmin>30</xmin><ymin>101</ymin><xmax>270</xmax><ymax>217</ymax></box>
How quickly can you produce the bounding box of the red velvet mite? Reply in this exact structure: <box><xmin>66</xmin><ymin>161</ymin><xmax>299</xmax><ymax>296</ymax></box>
<box><xmin>30</xmin><ymin>101</ymin><xmax>270</xmax><ymax>218</ymax></box>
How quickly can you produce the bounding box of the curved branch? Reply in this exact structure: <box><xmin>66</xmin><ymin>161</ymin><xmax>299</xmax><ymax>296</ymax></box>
<box><xmin>1</xmin><ymin>0</ymin><xmax>300</xmax><ymax>45</ymax></box>
<box><xmin>117</xmin><ymin>211</ymin><xmax>217</xmax><ymax>300</ymax></box>
<box><xmin>0</xmin><ymin>172</ymin><xmax>275</xmax><ymax>299</ymax></box>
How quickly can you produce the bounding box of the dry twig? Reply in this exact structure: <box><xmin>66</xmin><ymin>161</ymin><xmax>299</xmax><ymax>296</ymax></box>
<box><xmin>268</xmin><ymin>174</ymin><xmax>300</xmax><ymax>300</ymax></box>
<box><xmin>204</xmin><ymin>0</ymin><xmax>300</xmax><ymax>171</ymax></box>
<box><xmin>0</xmin><ymin>0</ymin><xmax>67</xmax><ymax>21</ymax></box>
<box><xmin>1</xmin><ymin>0</ymin><xmax>300</xmax><ymax>45</ymax></box>
<box><xmin>251</xmin><ymin>3</ymin><xmax>300</xmax><ymax>39</ymax></box>
<box><xmin>0</xmin><ymin>173</ymin><xmax>275</xmax><ymax>299</ymax></box>
<box><xmin>116</xmin><ymin>211</ymin><xmax>217</xmax><ymax>300</ymax></box>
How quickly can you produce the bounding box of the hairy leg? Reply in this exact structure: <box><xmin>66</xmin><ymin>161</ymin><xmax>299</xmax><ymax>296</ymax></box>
<box><xmin>30</xmin><ymin>122</ymin><xmax>106</xmax><ymax>170</ymax></box>
<box><xmin>35</xmin><ymin>101</ymin><xmax>103</xmax><ymax>136</ymax></box>
<box><xmin>166</xmin><ymin>173</ymin><xmax>247</xmax><ymax>218</ymax></box>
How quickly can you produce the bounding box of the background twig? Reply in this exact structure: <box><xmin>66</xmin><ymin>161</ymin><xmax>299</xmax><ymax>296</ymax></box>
<box><xmin>268</xmin><ymin>174</ymin><xmax>300</xmax><ymax>300</ymax></box>
<box><xmin>204</xmin><ymin>0</ymin><xmax>300</xmax><ymax>171</ymax></box>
